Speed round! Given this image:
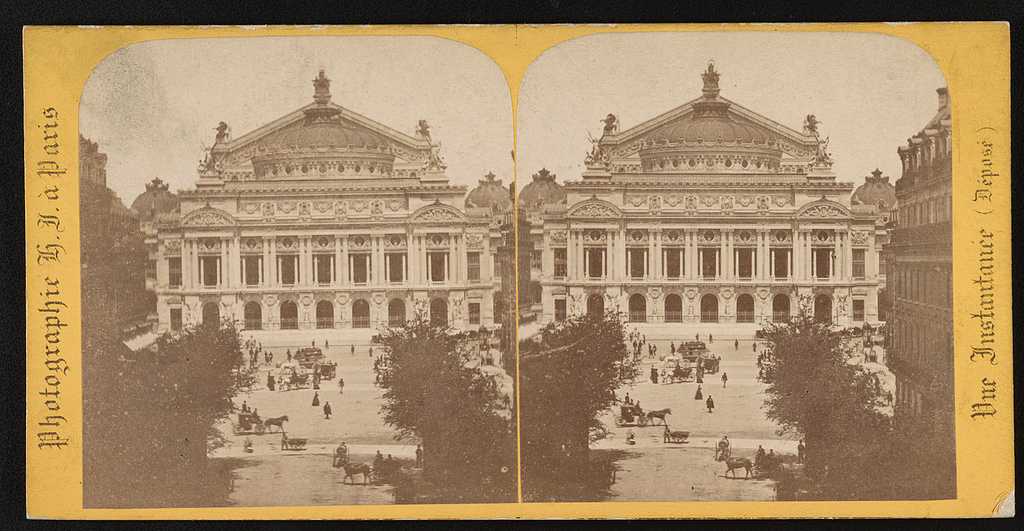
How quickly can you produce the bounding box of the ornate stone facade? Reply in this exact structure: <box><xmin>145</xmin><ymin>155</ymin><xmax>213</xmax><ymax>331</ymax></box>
<box><xmin>527</xmin><ymin>64</ymin><xmax>884</xmax><ymax>328</ymax></box>
<box><xmin>155</xmin><ymin>71</ymin><xmax>504</xmax><ymax>333</ymax></box>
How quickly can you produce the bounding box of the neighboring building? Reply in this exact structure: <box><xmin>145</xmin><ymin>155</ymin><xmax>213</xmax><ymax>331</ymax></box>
<box><xmin>154</xmin><ymin>71</ymin><xmax>506</xmax><ymax>333</ymax></box>
<box><xmin>851</xmin><ymin>168</ymin><xmax>897</xmax><ymax>321</ymax></box>
<box><xmin>527</xmin><ymin>63</ymin><xmax>885</xmax><ymax>329</ymax></box>
<box><xmin>79</xmin><ymin>136</ymin><xmax>151</xmax><ymax>342</ymax></box>
<box><xmin>885</xmin><ymin>87</ymin><xmax>954</xmax><ymax>496</ymax></box>
<box><xmin>519</xmin><ymin>168</ymin><xmax>565</xmax><ymax>319</ymax></box>
<box><xmin>131</xmin><ymin>177</ymin><xmax>180</xmax><ymax>292</ymax></box>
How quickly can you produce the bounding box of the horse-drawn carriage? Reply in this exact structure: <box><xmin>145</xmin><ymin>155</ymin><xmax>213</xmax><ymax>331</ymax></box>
<box><xmin>294</xmin><ymin>347</ymin><xmax>338</xmax><ymax>380</ymax></box>
<box><xmin>276</xmin><ymin>362</ymin><xmax>313</xmax><ymax>391</ymax></box>
<box><xmin>660</xmin><ymin>356</ymin><xmax>694</xmax><ymax>384</ymax></box>
<box><xmin>615</xmin><ymin>403</ymin><xmax>649</xmax><ymax>427</ymax></box>
<box><xmin>233</xmin><ymin>410</ymin><xmax>267</xmax><ymax>435</ymax></box>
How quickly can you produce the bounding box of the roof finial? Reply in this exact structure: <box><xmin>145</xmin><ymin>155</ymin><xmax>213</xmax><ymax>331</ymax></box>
<box><xmin>313</xmin><ymin>70</ymin><xmax>331</xmax><ymax>105</ymax></box>
<box><xmin>701</xmin><ymin>61</ymin><xmax>720</xmax><ymax>98</ymax></box>
<box><xmin>871</xmin><ymin>168</ymin><xmax>883</xmax><ymax>180</ymax></box>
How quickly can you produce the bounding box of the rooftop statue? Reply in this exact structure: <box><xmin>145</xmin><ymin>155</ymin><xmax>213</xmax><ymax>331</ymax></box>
<box><xmin>803</xmin><ymin>114</ymin><xmax>820</xmax><ymax>136</ymax></box>
<box><xmin>416</xmin><ymin>119</ymin><xmax>432</xmax><ymax>141</ymax></box>
<box><xmin>214</xmin><ymin>121</ymin><xmax>230</xmax><ymax>144</ymax></box>
<box><xmin>601</xmin><ymin>114</ymin><xmax>619</xmax><ymax>136</ymax></box>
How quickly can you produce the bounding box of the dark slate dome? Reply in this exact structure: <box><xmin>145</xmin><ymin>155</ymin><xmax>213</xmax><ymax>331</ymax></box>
<box><xmin>518</xmin><ymin>168</ymin><xmax>566</xmax><ymax>210</ymax></box>
<box><xmin>852</xmin><ymin>169</ymin><xmax>897</xmax><ymax>210</ymax></box>
<box><xmin>647</xmin><ymin>102</ymin><xmax>770</xmax><ymax>145</ymax></box>
<box><xmin>130</xmin><ymin>178</ymin><xmax>180</xmax><ymax>222</ymax></box>
<box><xmin>466</xmin><ymin>172</ymin><xmax>512</xmax><ymax>211</ymax></box>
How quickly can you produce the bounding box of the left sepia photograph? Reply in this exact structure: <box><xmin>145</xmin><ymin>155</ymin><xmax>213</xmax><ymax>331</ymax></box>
<box><xmin>78</xmin><ymin>36</ymin><xmax>517</xmax><ymax>508</ymax></box>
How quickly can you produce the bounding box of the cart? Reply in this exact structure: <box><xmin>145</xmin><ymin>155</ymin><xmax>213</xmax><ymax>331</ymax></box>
<box><xmin>294</xmin><ymin>347</ymin><xmax>338</xmax><ymax>380</ymax></box>
<box><xmin>280</xmin><ymin>433</ymin><xmax>308</xmax><ymax>451</ymax></box>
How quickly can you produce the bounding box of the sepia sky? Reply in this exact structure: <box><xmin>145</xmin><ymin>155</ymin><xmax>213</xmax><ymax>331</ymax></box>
<box><xmin>81</xmin><ymin>36</ymin><xmax>513</xmax><ymax>204</ymax></box>
<box><xmin>517</xmin><ymin>32</ymin><xmax>947</xmax><ymax>188</ymax></box>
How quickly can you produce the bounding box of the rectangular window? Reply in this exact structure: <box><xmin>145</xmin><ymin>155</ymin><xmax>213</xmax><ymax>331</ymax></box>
<box><xmin>700</xmin><ymin>248</ymin><xmax>718</xmax><ymax>279</ymax></box>
<box><xmin>468</xmin><ymin>302</ymin><xmax>481</xmax><ymax>325</ymax></box>
<box><xmin>200</xmin><ymin>256</ymin><xmax>220</xmax><ymax>287</ymax></box>
<box><xmin>170</xmin><ymin>308</ymin><xmax>182</xmax><ymax>331</ymax></box>
<box><xmin>853</xmin><ymin>299</ymin><xmax>865</xmax><ymax>321</ymax></box>
<box><xmin>773</xmin><ymin>249</ymin><xmax>790</xmax><ymax>279</ymax></box>
<box><xmin>852</xmin><ymin>249</ymin><xmax>866</xmax><ymax>280</ymax></box>
<box><xmin>351</xmin><ymin>254</ymin><xmax>370</xmax><ymax>284</ymax></box>
<box><xmin>813</xmin><ymin>248</ymin><xmax>831</xmax><ymax>280</ymax></box>
<box><xmin>737</xmin><ymin>249</ymin><xmax>754</xmax><ymax>279</ymax></box>
<box><xmin>553</xmin><ymin>248</ymin><xmax>568</xmax><ymax>279</ymax></box>
<box><xmin>467</xmin><ymin>252</ymin><xmax>481</xmax><ymax>282</ymax></box>
<box><xmin>168</xmin><ymin>257</ymin><xmax>182</xmax><ymax>287</ymax></box>
<box><xmin>386</xmin><ymin>252</ymin><xmax>406</xmax><ymax>283</ymax></box>
<box><xmin>554</xmin><ymin>299</ymin><xmax>567</xmax><ymax>321</ymax></box>
<box><xmin>243</xmin><ymin>256</ymin><xmax>261</xmax><ymax>286</ymax></box>
<box><xmin>314</xmin><ymin>254</ymin><xmax>333</xmax><ymax>285</ymax></box>
<box><xmin>531</xmin><ymin>250</ymin><xmax>542</xmax><ymax>270</ymax></box>
<box><xmin>664</xmin><ymin>248</ymin><xmax>682</xmax><ymax>279</ymax></box>
<box><xmin>628</xmin><ymin>248</ymin><xmax>647</xmax><ymax>279</ymax></box>
<box><xmin>492</xmin><ymin>254</ymin><xmax>498</xmax><ymax>277</ymax></box>
<box><xmin>428</xmin><ymin>252</ymin><xmax>448</xmax><ymax>282</ymax></box>
<box><xmin>279</xmin><ymin>254</ymin><xmax>298</xmax><ymax>285</ymax></box>
<box><xmin>586</xmin><ymin>248</ymin><xmax>606</xmax><ymax>279</ymax></box>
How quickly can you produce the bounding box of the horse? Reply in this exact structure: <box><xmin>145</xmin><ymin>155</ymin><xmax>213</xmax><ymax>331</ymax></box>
<box><xmin>646</xmin><ymin>408</ymin><xmax>672</xmax><ymax>426</ymax></box>
<box><xmin>663</xmin><ymin>426</ymin><xmax>689</xmax><ymax>443</ymax></box>
<box><xmin>263</xmin><ymin>415</ymin><xmax>289</xmax><ymax>433</ymax></box>
<box><xmin>724</xmin><ymin>457</ymin><xmax>753</xmax><ymax>479</ymax></box>
<box><xmin>342</xmin><ymin>462</ymin><xmax>374</xmax><ymax>485</ymax></box>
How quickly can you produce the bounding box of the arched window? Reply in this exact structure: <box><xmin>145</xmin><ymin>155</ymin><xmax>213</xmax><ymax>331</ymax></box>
<box><xmin>772</xmin><ymin>294</ymin><xmax>790</xmax><ymax>322</ymax></box>
<box><xmin>388</xmin><ymin>299</ymin><xmax>406</xmax><ymax>327</ymax></box>
<box><xmin>352</xmin><ymin>300</ymin><xmax>370</xmax><ymax>328</ymax></box>
<box><xmin>700</xmin><ymin>294</ymin><xmax>718</xmax><ymax>323</ymax></box>
<box><xmin>736</xmin><ymin>294</ymin><xmax>755</xmax><ymax>323</ymax></box>
<box><xmin>814</xmin><ymin>294</ymin><xmax>832</xmax><ymax>324</ymax></box>
<box><xmin>202</xmin><ymin>302</ymin><xmax>220</xmax><ymax>327</ymax></box>
<box><xmin>628</xmin><ymin>294</ymin><xmax>647</xmax><ymax>322</ymax></box>
<box><xmin>430</xmin><ymin>298</ymin><xmax>448</xmax><ymax>327</ymax></box>
<box><xmin>280</xmin><ymin>300</ymin><xmax>298</xmax><ymax>329</ymax></box>
<box><xmin>587</xmin><ymin>294</ymin><xmax>604</xmax><ymax>317</ymax></box>
<box><xmin>664</xmin><ymin>294</ymin><xmax>683</xmax><ymax>323</ymax></box>
<box><xmin>243</xmin><ymin>301</ymin><xmax>262</xmax><ymax>330</ymax></box>
<box><xmin>316</xmin><ymin>300</ymin><xmax>334</xmax><ymax>329</ymax></box>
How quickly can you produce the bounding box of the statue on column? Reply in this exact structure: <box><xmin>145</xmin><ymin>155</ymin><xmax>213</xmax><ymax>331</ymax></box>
<box><xmin>601</xmin><ymin>114</ymin><xmax>619</xmax><ymax>136</ymax></box>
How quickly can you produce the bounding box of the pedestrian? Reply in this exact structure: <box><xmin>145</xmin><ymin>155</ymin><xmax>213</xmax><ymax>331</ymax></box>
<box><xmin>755</xmin><ymin>445</ymin><xmax>766</xmax><ymax>469</ymax></box>
<box><xmin>650</xmin><ymin>365</ymin><xmax>658</xmax><ymax>384</ymax></box>
<box><xmin>706</xmin><ymin>395</ymin><xmax>715</xmax><ymax>413</ymax></box>
<box><xmin>797</xmin><ymin>439</ymin><xmax>806</xmax><ymax>463</ymax></box>
<box><xmin>369</xmin><ymin>346</ymin><xmax>374</xmax><ymax>358</ymax></box>
<box><xmin>312</xmin><ymin>391</ymin><xmax>320</xmax><ymax>407</ymax></box>
<box><xmin>351</xmin><ymin>344</ymin><xmax>356</xmax><ymax>356</ymax></box>
<box><xmin>734</xmin><ymin>339</ymin><xmax>739</xmax><ymax>350</ymax></box>
<box><xmin>753</xmin><ymin>341</ymin><xmax>757</xmax><ymax>352</ymax></box>
<box><xmin>624</xmin><ymin>392</ymin><xmax>631</xmax><ymax>405</ymax></box>
<box><xmin>325</xmin><ymin>339</ymin><xmax>329</xmax><ymax>349</ymax></box>
<box><xmin>709</xmin><ymin>333</ymin><xmax>714</xmax><ymax>343</ymax></box>
<box><xmin>338</xmin><ymin>377</ymin><xmax>345</xmax><ymax>395</ymax></box>
<box><xmin>696</xmin><ymin>332</ymin><xmax>700</xmax><ymax>341</ymax></box>
<box><xmin>312</xmin><ymin>339</ymin><xmax>316</xmax><ymax>347</ymax></box>
<box><xmin>323</xmin><ymin>401</ymin><xmax>332</xmax><ymax>419</ymax></box>
<box><xmin>670</xmin><ymin>341</ymin><xmax>676</xmax><ymax>355</ymax></box>
<box><xmin>241</xmin><ymin>400</ymin><xmax>249</xmax><ymax>412</ymax></box>
<box><xmin>694</xmin><ymin>384</ymin><xmax>703</xmax><ymax>401</ymax></box>
<box><xmin>416</xmin><ymin>444</ymin><xmax>423</xmax><ymax>468</ymax></box>
<box><xmin>652</xmin><ymin>344</ymin><xmax>658</xmax><ymax>358</ymax></box>
<box><xmin>267</xmin><ymin>373</ymin><xmax>275</xmax><ymax>391</ymax></box>
<box><xmin>722</xmin><ymin>372</ymin><xmax>729</xmax><ymax>388</ymax></box>
<box><xmin>287</xmin><ymin>349</ymin><xmax>292</xmax><ymax>362</ymax></box>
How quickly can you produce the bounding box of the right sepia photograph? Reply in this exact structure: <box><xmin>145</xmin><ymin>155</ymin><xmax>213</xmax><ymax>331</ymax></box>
<box><xmin>515</xmin><ymin>32</ymin><xmax>954</xmax><ymax>502</ymax></box>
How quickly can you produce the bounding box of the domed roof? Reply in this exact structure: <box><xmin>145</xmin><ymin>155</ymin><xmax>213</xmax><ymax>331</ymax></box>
<box><xmin>519</xmin><ymin>168</ymin><xmax>566</xmax><ymax>210</ymax></box>
<box><xmin>647</xmin><ymin>101</ymin><xmax>770</xmax><ymax>145</ymax></box>
<box><xmin>466</xmin><ymin>172</ymin><xmax>512</xmax><ymax>211</ymax></box>
<box><xmin>271</xmin><ymin>120</ymin><xmax>386</xmax><ymax>150</ymax></box>
<box><xmin>130</xmin><ymin>178</ymin><xmax>179</xmax><ymax>222</ymax></box>
<box><xmin>851</xmin><ymin>169</ymin><xmax>897</xmax><ymax>210</ymax></box>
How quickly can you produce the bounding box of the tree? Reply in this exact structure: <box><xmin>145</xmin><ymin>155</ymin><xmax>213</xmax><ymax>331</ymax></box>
<box><xmin>519</xmin><ymin>311</ymin><xmax>638</xmax><ymax>500</ymax></box>
<box><xmin>757</xmin><ymin>315</ymin><xmax>894</xmax><ymax>499</ymax></box>
<box><xmin>374</xmin><ymin>318</ymin><xmax>515</xmax><ymax>503</ymax></box>
<box><xmin>84</xmin><ymin>321</ymin><xmax>253</xmax><ymax>507</ymax></box>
